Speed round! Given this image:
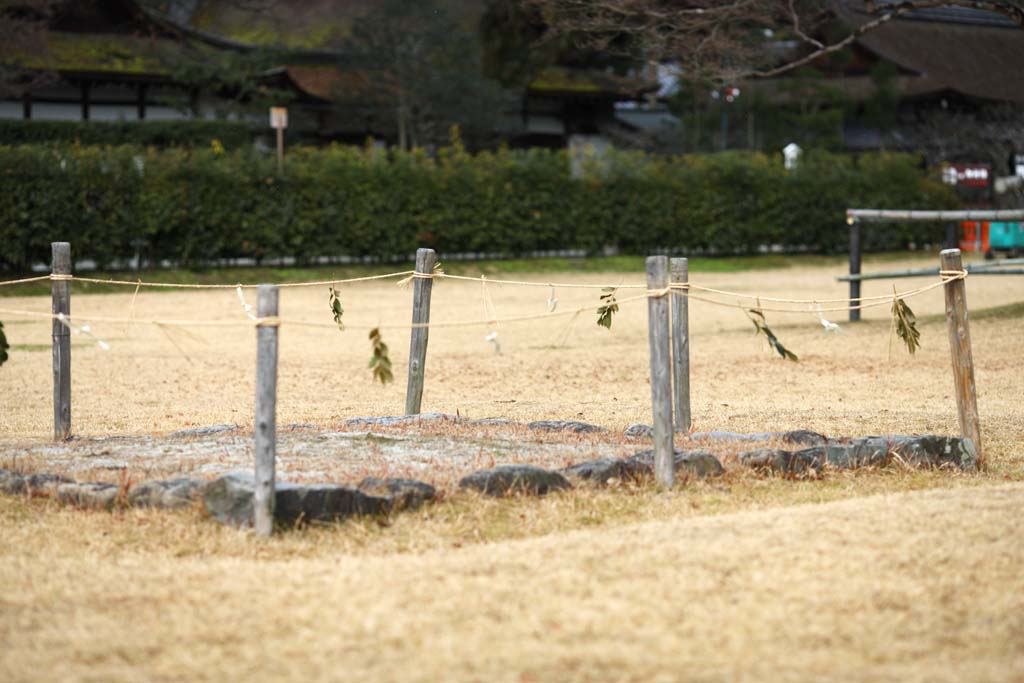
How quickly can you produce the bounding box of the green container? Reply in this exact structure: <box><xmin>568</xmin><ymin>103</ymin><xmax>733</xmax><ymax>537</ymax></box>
<box><xmin>988</xmin><ymin>222</ymin><xmax>1024</xmax><ymax>250</ymax></box>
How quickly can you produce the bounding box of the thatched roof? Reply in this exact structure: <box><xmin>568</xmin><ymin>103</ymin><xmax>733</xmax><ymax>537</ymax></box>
<box><xmin>836</xmin><ymin>0</ymin><xmax>1024</xmax><ymax>104</ymax></box>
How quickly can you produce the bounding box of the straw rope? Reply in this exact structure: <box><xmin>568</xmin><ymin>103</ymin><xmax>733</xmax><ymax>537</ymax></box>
<box><xmin>0</xmin><ymin>270</ymin><xmax>968</xmax><ymax>331</ymax></box>
<box><xmin>0</xmin><ymin>268</ymin><xmax>969</xmax><ymax>309</ymax></box>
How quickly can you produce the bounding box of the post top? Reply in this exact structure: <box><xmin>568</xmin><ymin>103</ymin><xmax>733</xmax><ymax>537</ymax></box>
<box><xmin>940</xmin><ymin>248</ymin><xmax>962</xmax><ymax>256</ymax></box>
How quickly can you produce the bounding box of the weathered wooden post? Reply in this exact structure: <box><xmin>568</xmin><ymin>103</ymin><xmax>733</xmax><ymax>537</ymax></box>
<box><xmin>848</xmin><ymin>217</ymin><xmax>862</xmax><ymax>322</ymax></box>
<box><xmin>405</xmin><ymin>248</ymin><xmax>436</xmax><ymax>415</ymax></box>
<box><xmin>670</xmin><ymin>257</ymin><xmax>691</xmax><ymax>433</ymax></box>
<box><xmin>646</xmin><ymin>256</ymin><xmax>675</xmax><ymax>488</ymax></box>
<box><xmin>940</xmin><ymin>249</ymin><xmax>982</xmax><ymax>466</ymax></box>
<box><xmin>254</xmin><ymin>284</ymin><xmax>279</xmax><ymax>537</ymax></box>
<box><xmin>945</xmin><ymin>222</ymin><xmax>958</xmax><ymax>250</ymax></box>
<box><xmin>51</xmin><ymin>242</ymin><xmax>71</xmax><ymax>441</ymax></box>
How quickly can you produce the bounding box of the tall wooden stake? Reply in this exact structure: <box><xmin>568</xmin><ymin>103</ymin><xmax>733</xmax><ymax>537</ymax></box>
<box><xmin>51</xmin><ymin>242</ymin><xmax>71</xmax><ymax>441</ymax></box>
<box><xmin>849</xmin><ymin>219</ymin><xmax>862</xmax><ymax>322</ymax></box>
<box><xmin>940</xmin><ymin>249</ymin><xmax>982</xmax><ymax>466</ymax></box>
<box><xmin>405</xmin><ymin>248</ymin><xmax>436</xmax><ymax>415</ymax></box>
<box><xmin>670</xmin><ymin>257</ymin><xmax>691</xmax><ymax>432</ymax></box>
<box><xmin>254</xmin><ymin>285</ymin><xmax>279</xmax><ymax>537</ymax></box>
<box><xmin>646</xmin><ymin>256</ymin><xmax>675</xmax><ymax>488</ymax></box>
<box><xmin>275</xmin><ymin>126</ymin><xmax>284</xmax><ymax>176</ymax></box>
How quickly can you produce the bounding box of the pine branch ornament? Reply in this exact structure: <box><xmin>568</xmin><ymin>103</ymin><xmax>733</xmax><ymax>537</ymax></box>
<box><xmin>596</xmin><ymin>287</ymin><xmax>619</xmax><ymax>329</ymax></box>
<box><xmin>746</xmin><ymin>303</ymin><xmax>798</xmax><ymax>362</ymax></box>
<box><xmin>368</xmin><ymin>327</ymin><xmax>393</xmax><ymax>384</ymax></box>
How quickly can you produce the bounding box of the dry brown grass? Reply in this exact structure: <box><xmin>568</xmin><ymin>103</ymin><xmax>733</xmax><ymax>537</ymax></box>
<box><xmin>1</xmin><ymin>483</ymin><xmax>1022</xmax><ymax>681</ymax></box>
<box><xmin>1</xmin><ymin>254</ymin><xmax>1022</xmax><ymax>444</ymax></box>
<box><xmin>1</xmin><ymin>254</ymin><xmax>1023</xmax><ymax>681</ymax></box>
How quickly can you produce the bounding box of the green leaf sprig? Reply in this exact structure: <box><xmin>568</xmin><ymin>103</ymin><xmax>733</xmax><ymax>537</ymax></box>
<box><xmin>368</xmin><ymin>327</ymin><xmax>393</xmax><ymax>384</ymax></box>
<box><xmin>596</xmin><ymin>287</ymin><xmax>619</xmax><ymax>329</ymax></box>
<box><xmin>328</xmin><ymin>286</ymin><xmax>345</xmax><ymax>331</ymax></box>
<box><xmin>746</xmin><ymin>304</ymin><xmax>798</xmax><ymax>362</ymax></box>
<box><xmin>0</xmin><ymin>320</ymin><xmax>8</xmax><ymax>368</ymax></box>
<box><xmin>891</xmin><ymin>293</ymin><xmax>920</xmax><ymax>355</ymax></box>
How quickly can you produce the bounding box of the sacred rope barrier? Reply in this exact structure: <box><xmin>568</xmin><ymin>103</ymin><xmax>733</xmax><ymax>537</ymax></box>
<box><xmin>0</xmin><ymin>244</ymin><xmax>983</xmax><ymax>533</ymax></box>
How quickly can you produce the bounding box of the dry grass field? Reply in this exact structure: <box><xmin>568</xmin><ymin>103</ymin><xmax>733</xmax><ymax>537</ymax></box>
<box><xmin>2</xmin><ymin>252</ymin><xmax>1024</xmax><ymax>681</ymax></box>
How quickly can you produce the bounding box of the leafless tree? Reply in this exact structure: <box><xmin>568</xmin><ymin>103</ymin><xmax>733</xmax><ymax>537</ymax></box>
<box><xmin>524</xmin><ymin>0</ymin><xmax>1024</xmax><ymax>82</ymax></box>
<box><xmin>0</xmin><ymin>0</ymin><xmax>60</xmax><ymax>97</ymax></box>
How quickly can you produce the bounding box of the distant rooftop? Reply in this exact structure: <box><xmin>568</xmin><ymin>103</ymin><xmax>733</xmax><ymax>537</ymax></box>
<box><xmin>871</xmin><ymin>0</ymin><xmax>1021</xmax><ymax>28</ymax></box>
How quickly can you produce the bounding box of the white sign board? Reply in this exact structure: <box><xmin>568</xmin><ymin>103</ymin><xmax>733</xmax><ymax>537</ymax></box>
<box><xmin>783</xmin><ymin>142</ymin><xmax>802</xmax><ymax>170</ymax></box>
<box><xmin>269</xmin><ymin>107</ymin><xmax>288</xmax><ymax>129</ymax></box>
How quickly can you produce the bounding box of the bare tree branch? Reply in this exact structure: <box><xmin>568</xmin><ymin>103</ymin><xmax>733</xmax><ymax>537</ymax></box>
<box><xmin>525</xmin><ymin>0</ymin><xmax>1024</xmax><ymax>82</ymax></box>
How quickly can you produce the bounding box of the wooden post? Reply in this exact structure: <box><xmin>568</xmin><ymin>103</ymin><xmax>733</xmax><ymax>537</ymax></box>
<box><xmin>51</xmin><ymin>242</ymin><xmax>71</xmax><ymax>441</ymax></box>
<box><xmin>940</xmin><ymin>249</ymin><xmax>982</xmax><ymax>465</ymax></box>
<box><xmin>254</xmin><ymin>285</ymin><xmax>279</xmax><ymax>537</ymax></box>
<box><xmin>849</xmin><ymin>219</ymin><xmax>862</xmax><ymax>322</ymax></box>
<box><xmin>945</xmin><ymin>222</ymin><xmax>958</xmax><ymax>250</ymax></box>
<box><xmin>646</xmin><ymin>256</ymin><xmax>675</xmax><ymax>488</ymax></box>
<box><xmin>670</xmin><ymin>257</ymin><xmax>691</xmax><ymax>432</ymax></box>
<box><xmin>405</xmin><ymin>248</ymin><xmax>436</xmax><ymax>415</ymax></box>
<box><xmin>275</xmin><ymin>126</ymin><xmax>284</xmax><ymax>176</ymax></box>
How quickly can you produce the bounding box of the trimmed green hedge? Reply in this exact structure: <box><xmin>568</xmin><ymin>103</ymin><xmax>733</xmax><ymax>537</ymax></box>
<box><xmin>0</xmin><ymin>143</ymin><xmax>957</xmax><ymax>272</ymax></box>
<box><xmin>0</xmin><ymin>120</ymin><xmax>253</xmax><ymax>149</ymax></box>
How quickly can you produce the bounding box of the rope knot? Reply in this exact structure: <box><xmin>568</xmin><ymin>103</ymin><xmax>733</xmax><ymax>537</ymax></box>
<box><xmin>49</xmin><ymin>274</ymin><xmax>73</xmax><ymax>281</ymax></box>
<box><xmin>254</xmin><ymin>317</ymin><xmax>281</xmax><ymax>328</ymax></box>
<box><xmin>938</xmin><ymin>269</ymin><xmax>968</xmax><ymax>282</ymax></box>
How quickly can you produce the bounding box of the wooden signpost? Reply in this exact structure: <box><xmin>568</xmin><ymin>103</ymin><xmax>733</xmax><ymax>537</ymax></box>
<box><xmin>270</xmin><ymin>106</ymin><xmax>287</xmax><ymax>175</ymax></box>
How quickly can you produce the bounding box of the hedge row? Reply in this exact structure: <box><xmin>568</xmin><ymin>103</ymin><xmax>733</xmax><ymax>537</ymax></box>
<box><xmin>0</xmin><ymin>120</ymin><xmax>253</xmax><ymax>149</ymax></box>
<box><xmin>0</xmin><ymin>143</ymin><xmax>958</xmax><ymax>272</ymax></box>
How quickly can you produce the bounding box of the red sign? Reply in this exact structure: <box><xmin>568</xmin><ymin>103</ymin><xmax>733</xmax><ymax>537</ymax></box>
<box><xmin>942</xmin><ymin>164</ymin><xmax>990</xmax><ymax>187</ymax></box>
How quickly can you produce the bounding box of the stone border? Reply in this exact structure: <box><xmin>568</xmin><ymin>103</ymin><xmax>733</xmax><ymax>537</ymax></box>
<box><xmin>0</xmin><ymin>421</ymin><xmax>976</xmax><ymax>530</ymax></box>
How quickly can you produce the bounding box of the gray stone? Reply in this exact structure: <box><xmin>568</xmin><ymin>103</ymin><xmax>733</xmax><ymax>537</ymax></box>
<box><xmin>887</xmin><ymin>435</ymin><xmax>978</xmax><ymax>469</ymax></box>
<box><xmin>623</xmin><ymin>423</ymin><xmax>653</xmax><ymax>439</ymax></box>
<box><xmin>344</xmin><ymin>413</ymin><xmax>458</xmax><ymax>428</ymax></box>
<box><xmin>782</xmin><ymin>430</ymin><xmax>828</xmax><ymax>446</ymax></box>
<box><xmin>690</xmin><ymin>430</ymin><xmax>777</xmax><ymax>442</ymax></box>
<box><xmin>527</xmin><ymin>420</ymin><xmax>605</xmax><ymax>434</ymax></box>
<box><xmin>468</xmin><ymin>418</ymin><xmax>517</xmax><ymax>427</ymax></box>
<box><xmin>676</xmin><ymin>451</ymin><xmax>727</xmax><ymax>478</ymax></box>
<box><xmin>561</xmin><ymin>458</ymin><xmax>652</xmax><ymax>485</ymax></box>
<box><xmin>0</xmin><ymin>469</ymin><xmax>26</xmax><ymax>495</ymax></box>
<box><xmin>129</xmin><ymin>478</ymin><xmax>205</xmax><ymax>509</ymax></box>
<box><xmin>25</xmin><ymin>473</ymin><xmax>75</xmax><ymax>496</ymax></box>
<box><xmin>738</xmin><ymin>449</ymin><xmax>823</xmax><ymax>476</ymax></box>
<box><xmin>738</xmin><ymin>435</ymin><xmax>976</xmax><ymax>473</ymax></box>
<box><xmin>203</xmin><ymin>472</ymin><xmax>391</xmax><ymax>527</ymax></box>
<box><xmin>170</xmin><ymin>424</ymin><xmax>240</xmax><ymax>438</ymax></box>
<box><xmin>357</xmin><ymin>477</ymin><xmax>436</xmax><ymax>511</ymax></box>
<box><xmin>624</xmin><ymin>424</ymin><xmax>704</xmax><ymax>439</ymax></box>
<box><xmin>629</xmin><ymin>450</ymin><xmax>725</xmax><ymax>478</ymax></box>
<box><xmin>459</xmin><ymin>465</ymin><xmax>572</xmax><ymax>497</ymax></box>
<box><xmin>56</xmin><ymin>481</ymin><xmax>120</xmax><ymax>509</ymax></box>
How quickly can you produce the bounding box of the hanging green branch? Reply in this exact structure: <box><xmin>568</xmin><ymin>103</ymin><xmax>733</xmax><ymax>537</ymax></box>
<box><xmin>891</xmin><ymin>293</ymin><xmax>921</xmax><ymax>355</ymax></box>
<box><xmin>328</xmin><ymin>286</ymin><xmax>345</xmax><ymax>331</ymax></box>
<box><xmin>0</xmin><ymin>320</ymin><xmax>8</xmax><ymax>368</ymax></box>
<box><xmin>596</xmin><ymin>287</ymin><xmax>619</xmax><ymax>329</ymax></box>
<box><xmin>369</xmin><ymin>327</ymin><xmax>393</xmax><ymax>384</ymax></box>
<box><xmin>746</xmin><ymin>304</ymin><xmax>798</xmax><ymax>362</ymax></box>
